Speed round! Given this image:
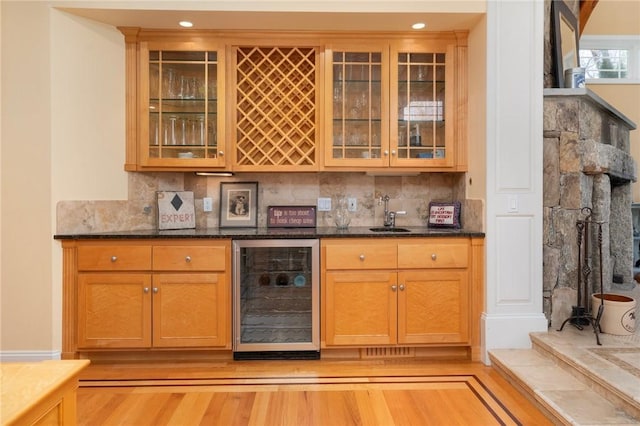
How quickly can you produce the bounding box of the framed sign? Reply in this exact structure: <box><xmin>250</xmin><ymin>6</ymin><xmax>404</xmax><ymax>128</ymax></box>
<box><xmin>219</xmin><ymin>182</ymin><xmax>258</xmax><ymax>228</ymax></box>
<box><xmin>427</xmin><ymin>201</ymin><xmax>461</xmax><ymax>229</ymax></box>
<box><xmin>157</xmin><ymin>191</ymin><xmax>195</xmax><ymax>230</ymax></box>
<box><xmin>267</xmin><ymin>206</ymin><xmax>317</xmax><ymax>228</ymax></box>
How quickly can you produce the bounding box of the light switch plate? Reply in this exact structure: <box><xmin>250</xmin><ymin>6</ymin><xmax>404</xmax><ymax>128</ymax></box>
<box><xmin>203</xmin><ymin>197</ymin><xmax>213</xmax><ymax>212</ymax></box>
<box><xmin>317</xmin><ymin>197</ymin><xmax>332</xmax><ymax>211</ymax></box>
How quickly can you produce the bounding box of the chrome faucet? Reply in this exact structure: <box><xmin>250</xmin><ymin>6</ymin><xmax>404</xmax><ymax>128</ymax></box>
<box><xmin>379</xmin><ymin>195</ymin><xmax>406</xmax><ymax>227</ymax></box>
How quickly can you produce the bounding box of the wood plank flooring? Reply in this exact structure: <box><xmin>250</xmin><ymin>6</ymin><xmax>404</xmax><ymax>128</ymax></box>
<box><xmin>77</xmin><ymin>359</ymin><xmax>553</xmax><ymax>425</ymax></box>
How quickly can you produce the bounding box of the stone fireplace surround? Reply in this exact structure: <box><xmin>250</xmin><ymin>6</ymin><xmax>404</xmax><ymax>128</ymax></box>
<box><xmin>544</xmin><ymin>88</ymin><xmax>637</xmax><ymax>327</ymax></box>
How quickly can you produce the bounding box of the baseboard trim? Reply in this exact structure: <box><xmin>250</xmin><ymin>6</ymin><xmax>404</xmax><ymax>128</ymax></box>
<box><xmin>0</xmin><ymin>350</ymin><xmax>61</xmax><ymax>362</ymax></box>
<box><xmin>481</xmin><ymin>312</ymin><xmax>548</xmax><ymax>365</ymax></box>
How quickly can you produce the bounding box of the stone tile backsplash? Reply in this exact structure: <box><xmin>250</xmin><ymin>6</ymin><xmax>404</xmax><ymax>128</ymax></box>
<box><xmin>57</xmin><ymin>172</ymin><xmax>483</xmax><ymax>233</ymax></box>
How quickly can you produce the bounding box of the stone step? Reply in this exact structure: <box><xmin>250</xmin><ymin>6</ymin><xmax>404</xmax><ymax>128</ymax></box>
<box><xmin>489</xmin><ymin>328</ymin><xmax>640</xmax><ymax>425</ymax></box>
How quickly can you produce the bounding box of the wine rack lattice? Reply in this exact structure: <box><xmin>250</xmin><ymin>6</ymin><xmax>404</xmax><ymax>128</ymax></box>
<box><xmin>235</xmin><ymin>46</ymin><xmax>317</xmax><ymax>167</ymax></box>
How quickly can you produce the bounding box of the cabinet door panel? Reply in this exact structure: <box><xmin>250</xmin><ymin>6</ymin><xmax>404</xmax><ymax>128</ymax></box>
<box><xmin>324</xmin><ymin>271</ymin><xmax>396</xmax><ymax>346</ymax></box>
<box><xmin>397</xmin><ymin>270</ymin><xmax>469</xmax><ymax>344</ymax></box>
<box><xmin>152</xmin><ymin>273</ymin><xmax>229</xmax><ymax>348</ymax></box>
<box><xmin>325</xmin><ymin>47</ymin><xmax>389</xmax><ymax>167</ymax></box>
<box><xmin>138</xmin><ymin>43</ymin><xmax>227</xmax><ymax>169</ymax></box>
<box><xmin>390</xmin><ymin>44</ymin><xmax>455</xmax><ymax>168</ymax></box>
<box><xmin>77</xmin><ymin>273</ymin><xmax>152</xmax><ymax>349</ymax></box>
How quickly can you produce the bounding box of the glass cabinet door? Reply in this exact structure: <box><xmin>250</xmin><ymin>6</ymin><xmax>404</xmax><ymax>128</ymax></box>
<box><xmin>391</xmin><ymin>50</ymin><xmax>452</xmax><ymax>167</ymax></box>
<box><xmin>143</xmin><ymin>48</ymin><xmax>225</xmax><ymax>167</ymax></box>
<box><xmin>326</xmin><ymin>48</ymin><xmax>388</xmax><ymax>166</ymax></box>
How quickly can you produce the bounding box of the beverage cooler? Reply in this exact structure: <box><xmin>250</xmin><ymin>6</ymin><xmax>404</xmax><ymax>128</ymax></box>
<box><xmin>232</xmin><ymin>239</ymin><xmax>319</xmax><ymax>359</ymax></box>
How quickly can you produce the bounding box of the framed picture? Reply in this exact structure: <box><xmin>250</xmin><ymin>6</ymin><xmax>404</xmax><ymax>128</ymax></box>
<box><xmin>427</xmin><ymin>201</ymin><xmax>461</xmax><ymax>229</ymax></box>
<box><xmin>219</xmin><ymin>182</ymin><xmax>258</xmax><ymax>228</ymax></box>
<box><xmin>552</xmin><ymin>0</ymin><xmax>580</xmax><ymax>88</ymax></box>
<box><xmin>157</xmin><ymin>191</ymin><xmax>195</xmax><ymax>230</ymax></box>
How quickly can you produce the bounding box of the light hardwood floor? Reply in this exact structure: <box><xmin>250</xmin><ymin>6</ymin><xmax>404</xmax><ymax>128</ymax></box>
<box><xmin>77</xmin><ymin>359</ymin><xmax>552</xmax><ymax>425</ymax></box>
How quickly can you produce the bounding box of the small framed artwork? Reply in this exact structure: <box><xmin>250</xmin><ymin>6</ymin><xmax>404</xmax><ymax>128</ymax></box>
<box><xmin>552</xmin><ymin>0</ymin><xmax>580</xmax><ymax>88</ymax></box>
<box><xmin>427</xmin><ymin>201</ymin><xmax>461</xmax><ymax>229</ymax></box>
<box><xmin>219</xmin><ymin>182</ymin><xmax>258</xmax><ymax>228</ymax></box>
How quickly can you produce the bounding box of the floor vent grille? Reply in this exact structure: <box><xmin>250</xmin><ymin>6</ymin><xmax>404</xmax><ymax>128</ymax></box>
<box><xmin>362</xmin><ymin>347</ymin><xmax>415</xmax><ymax>359</ymax></box>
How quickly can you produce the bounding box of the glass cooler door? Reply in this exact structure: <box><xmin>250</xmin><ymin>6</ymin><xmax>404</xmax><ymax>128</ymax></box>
<box><xmin>233</xmin><ymin>239</ymin><xmax>319</xmax><ymax>357</ymax></box>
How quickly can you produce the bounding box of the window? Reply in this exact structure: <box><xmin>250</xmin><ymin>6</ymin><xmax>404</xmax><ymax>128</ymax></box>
<box><xmin>579</xmin><ymin>36</ymin><xmax>640</xmax><ymax>83</ymax></box>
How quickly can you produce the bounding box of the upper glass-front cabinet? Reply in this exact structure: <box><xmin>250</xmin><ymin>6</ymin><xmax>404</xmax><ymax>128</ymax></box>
<box><xmin>139</xmin><ymin>43</ymin><xmax>226</xmax><ymax>168</ymax></box>
<box><xmin>325</xmin><ymin>41</ymin><xmax>457</xmax><ymax>169</ymax></box>
<box><xmin>391</xmin><ymin>50</ymin><xmax>451</xmax><ymax>167</ymax></box>
<box><xmin>326</xmin><ymin>47</ymin><xmax>389</xmax><ymax>167</ymax></box>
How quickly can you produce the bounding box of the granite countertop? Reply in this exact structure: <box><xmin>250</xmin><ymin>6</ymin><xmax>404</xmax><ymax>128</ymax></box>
<box><xmin>54</xmin><ymin>226</ymin><xmax>484</xmax><ymax>240</ymax></box>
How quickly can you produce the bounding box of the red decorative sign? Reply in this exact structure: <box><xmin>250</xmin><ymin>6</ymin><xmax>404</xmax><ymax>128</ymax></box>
<box><xmin>267</xmin><ymin>206</ymin><xmax>317</xmax><ymax>228</ymax></box>
<box><xmin>428</xmin><ymin>201</ymin><xmax>461</xmax><ymax>229</ymax></box>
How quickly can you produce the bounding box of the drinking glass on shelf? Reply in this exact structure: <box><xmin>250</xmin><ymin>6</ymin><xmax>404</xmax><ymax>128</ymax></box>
<box><xmin>164</xmin><ymin>115</ymin><xmax>178</xmax><ymax>145</ymax></box>
<box><xmin>149</xmin><ymin>114</ymin><xmax>159</xmax><ymax>146</ymax></box>
<box><xmin>197</xmin><ymin>116</ymin><xmax>206</xmax><ymax>145</ymax></box>
<box><xmin>163</xmin><ymin>68</ymin><xmax>178</xmax><ymax>99</ymax></box>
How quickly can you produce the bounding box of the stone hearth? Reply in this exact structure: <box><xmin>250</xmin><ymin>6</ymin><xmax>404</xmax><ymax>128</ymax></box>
<box><xmin>544</xmin><ymin>88</ymin><xmax>637</xmax><ymax>328</ymax></box>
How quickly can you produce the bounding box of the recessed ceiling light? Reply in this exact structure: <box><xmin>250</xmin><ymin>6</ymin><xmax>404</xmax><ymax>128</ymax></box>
<box><xmin>412</xmin><ymin>22</ymin><xmax>426</xmax><ymax>30</ymax></box>
<box><xmin>179</xmin><ymin>21</ymin><xmax>193</xmax><ymax>28</ymax></box>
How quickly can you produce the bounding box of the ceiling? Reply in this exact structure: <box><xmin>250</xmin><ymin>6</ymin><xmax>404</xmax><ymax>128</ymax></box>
<box><xmin>57</xmin><ymin>8</ymin><xmax>484</xmax><ymax>32</ymax></box>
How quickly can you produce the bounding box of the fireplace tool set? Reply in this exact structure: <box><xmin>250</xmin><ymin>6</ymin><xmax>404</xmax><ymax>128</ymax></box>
<box><xmin>557</xmin><ymin>207</ymin><xmax>605</xmax><ymax>345</ymax></box>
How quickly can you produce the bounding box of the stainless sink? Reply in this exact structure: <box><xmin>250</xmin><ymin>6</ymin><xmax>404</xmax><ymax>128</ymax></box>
<box><xmin>369</xmin><ymin>227</ymin><xmax>411</xmax><ymax>233</ymax></box>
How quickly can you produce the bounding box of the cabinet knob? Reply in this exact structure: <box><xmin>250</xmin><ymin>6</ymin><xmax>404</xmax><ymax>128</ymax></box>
<box><xmin>185</xmin><ymin>256</ymin><xmax>192</xmax><ymax>263</ymax></box>
<box><xmin>359</xmin><ymin>254</ymin><xmax>365</xmax><ymax>261</ymax></box>
<box><xmin>399</xmin><ymin>284</ymin><xmax>405</xmax><ymax>291</ymax></box>
<box><xmin>391</xmin><ymin>150</ymin><xmax>396</xmax><ymax>156</ymax></box>
<box><xmin>383</xmin><ymin>150</ymin><xmax>389</xmax><ymax>156</ymax></box>
<box><xmin>391</xmin><ymin>285</ymin><xmax>397</xmax><ymax>292</ymax></box>
<box><xmin>218</xmin><ymin>150</ymin><xmax>224</xmax><ymax>156</ymax></box>
<box><xmin>110</xmin><ymin>256</ymin><xmax>117</xmax><ymax>262</ymax></box>
<box><xmin>431</xmin><ymin>253</ymin><xmax>437</xmax><ymax>260</ymax></box>
<box><xmin>143</xmin><ymin>287</ymin><xmax>149</xmax><ymax>293</ymax></box>
<box><xmin>153</xmin><ymin>287</ymin><xmax>159</xmax><ymax>294</ymax></box>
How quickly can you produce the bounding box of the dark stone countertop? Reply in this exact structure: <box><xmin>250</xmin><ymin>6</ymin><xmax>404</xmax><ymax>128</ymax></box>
<box><xmin>54</xmin><ymin>226</ymin><xmax>484</xmax><ymax>240</ymax></box>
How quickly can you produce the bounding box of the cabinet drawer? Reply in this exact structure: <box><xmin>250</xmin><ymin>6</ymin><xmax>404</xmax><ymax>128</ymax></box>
<box><xmin>77</xmin><ymin>246</ymin><xmax>152</xmax><ymax>271</ymax></box>
<box><xmin>324</xmin><ymin>241</ymin><xmax>397</xmax><ymax>270</ymax></box>
<box><xmin>153</xmin><ymin>246</ymin><xmax>227</xmax><ymax>271</ymax></box>
<box><xmin>397</xmin><ymin>242</ymin><xmax>468</xmax><ymax>269</ymax></box>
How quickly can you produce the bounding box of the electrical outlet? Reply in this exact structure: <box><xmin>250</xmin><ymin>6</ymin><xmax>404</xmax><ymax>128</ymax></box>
<box><xmin>317</xmin><ymin>197</ymin><xmax>332</xmax><ymax>211</ymax></box>
<box><xmin>203</xmin><ymin>197</ymin><xmax>213</xmax><ymax>212</ymax></box>
<box><xmin>348</xmin><ymin>198</ymin><xmax>357</xmax><ymax>212</ymax></box>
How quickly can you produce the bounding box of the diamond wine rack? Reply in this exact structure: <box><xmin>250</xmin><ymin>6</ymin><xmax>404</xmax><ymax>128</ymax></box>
<box><xmin>234</xmin><ymin>46</ymin><xmax>318</xmax><ymax>170</ymax></box>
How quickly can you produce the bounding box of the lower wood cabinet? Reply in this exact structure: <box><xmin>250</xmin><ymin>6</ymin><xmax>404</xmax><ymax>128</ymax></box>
<box><xmin>321</xmin><ymin>238</ymin><xmax>477</xmax><ymax>348</ymax></box>
<box><xmin>63</xmin><ymin>239</ymin><xmax>231</xmax><ymax>358</ymax></box>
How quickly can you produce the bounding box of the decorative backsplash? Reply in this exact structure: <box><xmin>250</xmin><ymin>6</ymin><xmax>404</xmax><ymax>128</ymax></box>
<box><xmin>56</xmin><ymin>172</ymin><xmax>483</xmax><ymax>234</ymax></box>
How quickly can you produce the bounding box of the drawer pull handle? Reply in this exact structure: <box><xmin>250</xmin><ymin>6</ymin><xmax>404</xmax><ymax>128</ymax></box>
<box><xmin>219</xmin><ymin>150</ymin><xmax>224</xmax><ymax>156</ymax></box>
<box><xmin>111</xmin><ymin>256</ymin><xmax>117</xmax><ymax>262</ymax></box>
<box><xmin>391</xmin><ymin>285</ymin><xmax>397</xmax><ymax>292</ymax></box>
<box><xmin>359</xmin><ymin>254</ymin><xmax>365</xmax><ymax>261</ymax></box>
<box><xmin>185</xmin><ymin>256</ymin><xmax>192</xmax><ymax>263</ymax></box>
<box><xmin>431</xmin><ymin>253</ymin><xmax>437</xmax><ymax>260</ymax></box>
<box><xmin>399</xmin><ymin>284</ymin><xmax>405</xmax><ymax>291</ymax></box>
<box><xmin>153</xmin><ymin>288</ymin><xmax>159</xmax><ymax>294</ymax></box>
<box><xmin>143</xmin><ymin>287</ymin><xmax>149</xmax><ymax>293</ymax></box>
